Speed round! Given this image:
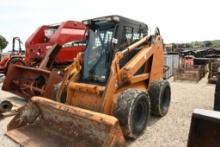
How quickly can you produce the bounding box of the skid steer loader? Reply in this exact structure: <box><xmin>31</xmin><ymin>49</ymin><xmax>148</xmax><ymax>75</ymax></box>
<box><xmin>5</xmin><ymin>15</ymin><xmax>171</xmax><ymax>147</ymax></box>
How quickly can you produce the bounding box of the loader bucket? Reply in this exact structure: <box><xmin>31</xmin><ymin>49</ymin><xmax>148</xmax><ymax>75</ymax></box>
<box><xmin>6</xmin><ymin>97</ymin><xmax>125</xmax><ymax>147</ymax></box>
<box><xmin>2</xmin><ymin>64</ymin><xmax>62</xmax><ymax>99</ymax></box>
<box><xmin>187</xmin><ymin>109</ymin><xmax>220</xmax><ymax>147</ymax></box>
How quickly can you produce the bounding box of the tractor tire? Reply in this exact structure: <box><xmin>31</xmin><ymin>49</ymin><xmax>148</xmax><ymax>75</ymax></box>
<box><xmin>5</xmin><ymin>58</ymin><xmax>25</xmax><ymax>74</ymax></box>
<box><xmin>148</xmin><ymin>80</ymin><xmax>171</xmax><ymax>116</ymax></box>
<box><xmin>51</xmin><ymin>82</ymin><xmax>67</xmax><ymax>103</ymax></box>
<box><xmin>113</xmin><ymin>89</ymin><xmax>151</xmax><ymax>139</ymax></box>
<box><xmin>214</xmin><ymin>69</ymin><xmax>220</xmax><ymax>111</ymax></box>
<box><xmin>0</xmin><ymin>100</ymin><xmax>13</xmax><ymax>113</ymax></box>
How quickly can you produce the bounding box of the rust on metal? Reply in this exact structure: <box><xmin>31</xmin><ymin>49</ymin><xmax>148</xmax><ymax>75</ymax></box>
<box><xmin>7</xmin><ymin>97</ymin><xmax>125</xmax><ymax>147</ymax></box>
<box><xmin>2</xmin><ymin>64</ymin><xmax>62</xmax><ymax>99</ymax></box>
<box><xmin>174</xmin><ymin>65</ymin><xmax>206</xmax><ymax>82</ymax></box>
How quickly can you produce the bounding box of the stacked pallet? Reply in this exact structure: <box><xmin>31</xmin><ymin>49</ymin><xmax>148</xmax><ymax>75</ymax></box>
<box><xmin>174</xmin><ymin>66</ymin><xmax>206</xmax><ymax>82</ymax></box>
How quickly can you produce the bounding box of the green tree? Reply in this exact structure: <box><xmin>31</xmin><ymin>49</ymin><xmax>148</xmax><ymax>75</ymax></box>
<box><xmin>0</xmin><ymin>35</ymin><xmax>8</xmax><ymax>51</ymax></box>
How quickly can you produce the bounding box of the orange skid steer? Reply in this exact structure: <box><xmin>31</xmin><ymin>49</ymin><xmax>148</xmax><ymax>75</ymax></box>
<box><xmin>5</xmin><ymin>16</ymin><xmax>171</xmax><ymax>147</ymax></box>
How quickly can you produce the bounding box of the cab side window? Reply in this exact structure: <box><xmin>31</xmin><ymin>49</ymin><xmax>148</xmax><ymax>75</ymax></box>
<box><xmin>119</xmin><ymin>26</ymin><xmax>148</xmax><ymax>68</ymax></box>
<box><xmin>121</xmin><ymin>26</ymin><xmax>133</xmax><ymax>49</ymax></box>
<box><xmin>133</xmin><ymin>32</ymin><xmax>140</xmax><ymax>41</ymax></box>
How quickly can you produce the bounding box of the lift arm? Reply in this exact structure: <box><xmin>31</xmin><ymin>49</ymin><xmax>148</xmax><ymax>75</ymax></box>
<box><xmin>102</xmin><ymin>35</ymin><xmax>163</xmax><ymax>114</ymax></box>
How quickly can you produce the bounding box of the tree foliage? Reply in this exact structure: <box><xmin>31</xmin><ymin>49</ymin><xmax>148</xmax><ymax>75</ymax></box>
<box><xmin>170</xmin><ymin>40</ymin><xmax>220</xmax><ymax>49</ymax></box>
<box><xmin>0</xmin><ymin>35</ymin><xmax>8</xmax><ymax>50</ymax></box>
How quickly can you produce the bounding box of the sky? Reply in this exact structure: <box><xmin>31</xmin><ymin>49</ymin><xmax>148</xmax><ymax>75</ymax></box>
<box><xmin>1</xmin><ymin>0</ymin><xmax>220</xmax><ymax>50</ymax></box>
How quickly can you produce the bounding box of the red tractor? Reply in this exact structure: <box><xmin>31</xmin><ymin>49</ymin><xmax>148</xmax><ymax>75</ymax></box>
<box><xmin>0</xmin><ymin>37</ymin><xmax>25</xmax><ymax>73</ymax></box>
<box><xmin>25</xmin><ymin>20</ymin><xmax>87</xmax><ymax>67</ymax></box>
<box><xmin>0</xmin><ymin>21</ymin><xmax>86</xmax><ymax>74</ymax></box>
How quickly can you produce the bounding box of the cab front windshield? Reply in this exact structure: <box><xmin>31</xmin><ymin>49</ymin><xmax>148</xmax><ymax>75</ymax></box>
<box><xmin>82</xmin><ymin>24</ymin><xmax>115</xmax><ymax>83</ymax></box>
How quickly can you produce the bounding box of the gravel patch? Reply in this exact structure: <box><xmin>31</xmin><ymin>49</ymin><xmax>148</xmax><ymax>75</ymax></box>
<box><xmin>0</xmin><ymin>82</ymin><xmax>25</xmax><ymax>147</ymax></box>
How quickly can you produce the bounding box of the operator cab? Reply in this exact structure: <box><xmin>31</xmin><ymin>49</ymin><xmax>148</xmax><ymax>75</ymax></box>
<box><xmin>81</xmin><ymin>15</ymin><xmax>148</xmax><ymax>84</ymax></box>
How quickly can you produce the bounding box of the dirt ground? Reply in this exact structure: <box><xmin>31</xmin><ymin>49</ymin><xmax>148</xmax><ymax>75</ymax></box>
<box><xmin>0</xmin><ymin>75</ymin><xmax>215</xmax><ymax>147</ymax></box>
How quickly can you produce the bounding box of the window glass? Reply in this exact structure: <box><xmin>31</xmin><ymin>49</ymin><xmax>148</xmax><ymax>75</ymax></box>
<box><xmin>120</xmin><ymin>26</ymin><xmax>133</xmax><ymax>49</ymax></box>
<box><xmin>82</xmin><ymin>27</ymin><xmax>114</xmax><ymax>83</ymax></box>
<box><xmin>133</xmin><ymin>33</ymin><xmax>140</xmax><ymax>41</ymax></box>
<box><xmin>119</xmin><ymin>26</ymin><xmax>147</xmax><ymax>68</ymax></box>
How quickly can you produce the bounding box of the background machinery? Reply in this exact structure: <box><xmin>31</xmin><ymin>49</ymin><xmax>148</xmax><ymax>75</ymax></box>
<box><xmin>1</xmin><ymin>21</ymin><xmax>86</xmax><ymax>75</ymax></box>
<box><xmin>2</xmin><ymin>21</ymin><xmax>87</xmax><ymax>99</ymax></box>
<box><xmin>4</xmin><ymin>15</ymin><xmax>171</xmax><ymax>147</ymax></box>
<box><xmin>0</xmin><ymin>37</ymin><xmax>25</xmax><ymax>73</ymax></box>
<box><xmin>25</xmin><ymin>20</ymin><xmax>86</xmax><ymax>67</ymax></box>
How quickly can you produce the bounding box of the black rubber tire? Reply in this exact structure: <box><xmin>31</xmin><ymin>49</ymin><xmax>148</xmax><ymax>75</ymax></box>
<box><xmin>214</xmin><ymin>72</ymin><xmax>220</xmax><ymax>111</ymax></box>
<box><xmin>113</xmin><ymin>89</ymin><xmax>151</xmax><ymax>139</ymax></box>
<box><xmin>0</xmin><ymin>100</ymin><xmax>13</xmax><ymax>112</ymax></box>
<box><xmin>51</xmin><ymin>82</ymin><xmax>67</xmax><ymax>103</ymax></box>
<box><xmin>148</xmin><ymin>80</ymin><xmax>171</xmax><ymax>116</ymax></box>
